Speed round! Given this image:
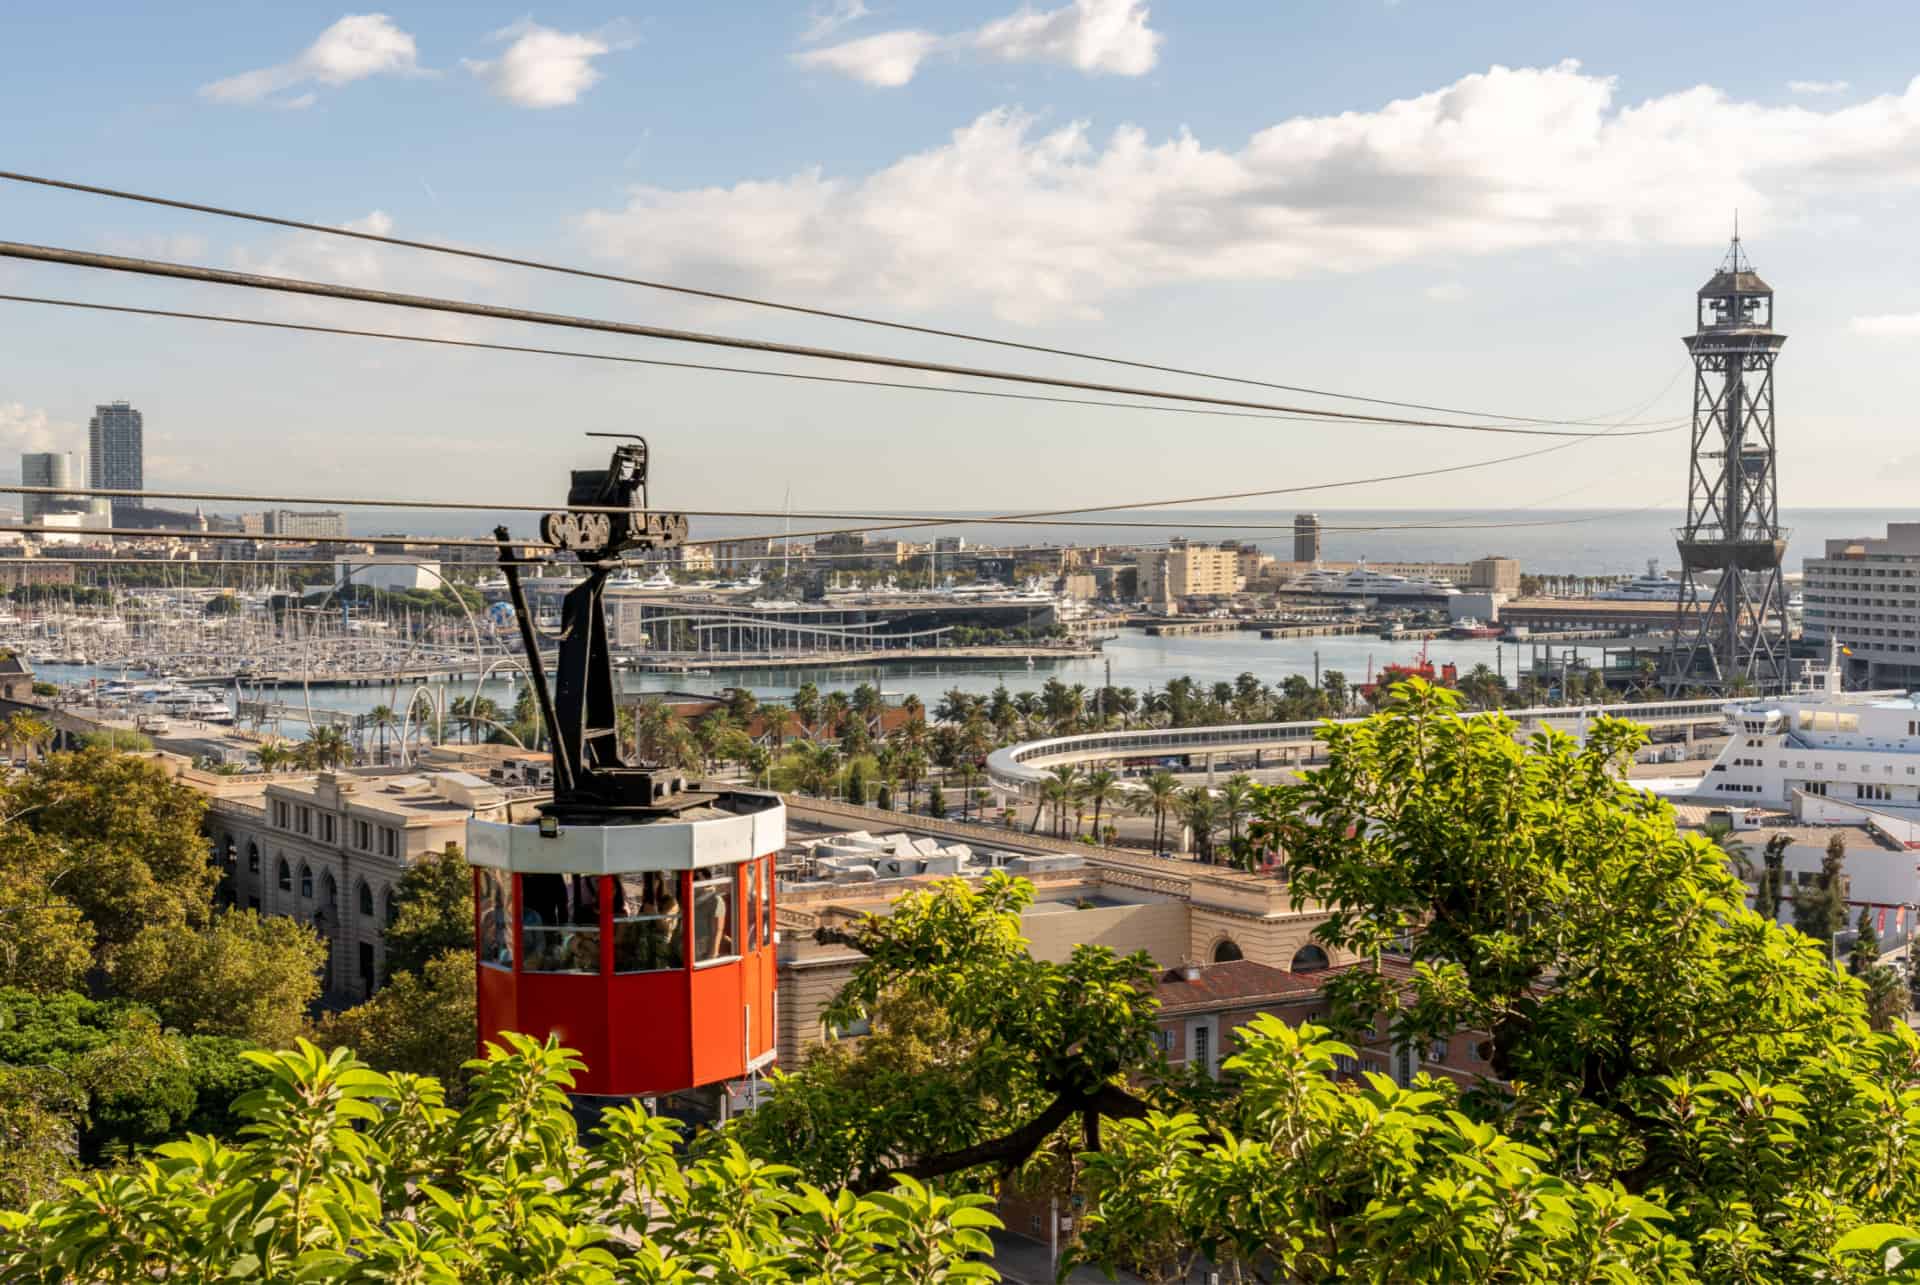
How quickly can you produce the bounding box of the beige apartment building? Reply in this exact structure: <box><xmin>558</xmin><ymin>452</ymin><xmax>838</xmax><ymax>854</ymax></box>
<box><xmin>1137</xmin><ymin>541</ymin><xmax>1243</xmax><ymax>609</ymax></box>
<box><xmin>773</xmin><ymin>859</ymin><xmax>1342</xmax><ymax>1070</ymax></box>
<box><xmin>170</xmin><ymin>759</ymin><xmax>512</xmax><ymax>1001</ymax></box>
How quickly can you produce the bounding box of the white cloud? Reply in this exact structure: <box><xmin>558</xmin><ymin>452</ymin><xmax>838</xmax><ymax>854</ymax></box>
<box><xmin>0</xmin><ymin>404</ymin><xmax>66</xmax><ymax>456</ymax></box>
<box><xmin>1852</xmin><ymin>313</ymin><xmax>1920</xmax><ymax>337</ymax></box>
<box><xmin>970</xmin><ymin>0</ymin><xmax>1160</xmax><ymax>76</ymax></box>
<box><xmin>1788</xmin><ymin>79</ymin><xmax>1850</xmax><ymax>95</ymax></box>
<box><xmin>802</xmin><ymin>0</ymin><xmax>871</xmax><ymax>43</ymax></box>
<box><xmin>796</xmin><ymin>0</ymin><xmax>1159</xmax><ymax>87</ymax></box>
<box><xmin>1424</xmin><ymin>283</ymin><xmax>1469</xmax><ymax>303</ymax></box>
<box><xmin>579</xmin><ymin>62</ymin><xmax>1920</xmax><ymax>323</ymax></box>
<box><xmin>464</xmin><ymin>20</ymin><xmax>624</xmax><ymax>108</ymax></box>
<box><xmin>200</xmin><ymin>13</ymin><xmax>421</xmax><ymax>107</ymax></box>
<box><xmin>795</xmin><ymin>30</ymin><xmax>941</xmax><ymax>88</ymax></box>
<box><xmin>101</xmin><ymin>233</ymin><xmax>210</xmax><ymax>262</ymax></box>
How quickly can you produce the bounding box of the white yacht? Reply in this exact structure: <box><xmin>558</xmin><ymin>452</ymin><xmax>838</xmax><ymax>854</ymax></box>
<box><xmin>1665</xmin><ymin>643</ymin><xmax>1919</xmax><ymax>811</ymax></box>
<box><xmin>1598</xmin><ymin>559</ymin><xmax>1685</xmax><ymax>602</ymax></box>
<box><xmin>606</xmin><ymin>569</ymin><xmax>676</xmax><ymax>592</ymax></box>
<box><xmin>1284</xmin><ymin>561</ymin><xmax>1457</xmax><ymax>602</ymax></box>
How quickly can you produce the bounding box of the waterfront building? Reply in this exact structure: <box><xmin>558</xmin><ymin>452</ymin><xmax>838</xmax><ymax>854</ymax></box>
<box><xmin>334</xmin><ymin>553</ymin><xmax>444</xmax><ymax>592</ymax></box>
<box><xmin>714</xmin><ymin>536</ymin><xmax>775</xmax><ymax>571</ymax></box>
<box><xmin>1138</xmin><ymin>540</ymin><xmax>1242</xmax><ymax>610</ymax></box>
<box><xmin>87</xmin><ymin>400</ymin><xmax>143</xmax><ymax>518</ymax></box>
<box><xmin>1293</xmin><ymin>513</ymin><xmax>1321</xmax><ymax>563</ymax></box>
<box><xmin>1803</xmin><ymin>523</ymin><xmax>1920</xmax><ymax>684</ymax></box>
<box><xmin>20</xmin><ymin>452</ymin><xmax>77</xmax><ymax>523</ymax></box>
<box><xmin>248</xmin><ymin>509</ymin><xmax>349</xmax><ymax>539</ymax></box>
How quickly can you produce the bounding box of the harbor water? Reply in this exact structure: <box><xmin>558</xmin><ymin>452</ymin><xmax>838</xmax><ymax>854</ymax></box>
<box><xmin>34</xmin><ymin>629</ymin><xmax>1615</xmax><ymax>734</ymax></box>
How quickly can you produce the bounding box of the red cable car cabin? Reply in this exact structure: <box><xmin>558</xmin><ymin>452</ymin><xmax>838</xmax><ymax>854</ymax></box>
<box><xmin>466</xmin><ymin>790</ymin><xmax>783</xmax><ymax>1097</ymax></box>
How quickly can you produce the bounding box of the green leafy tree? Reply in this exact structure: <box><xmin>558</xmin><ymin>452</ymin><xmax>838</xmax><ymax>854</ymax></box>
<box><xmin>1237</xmin><ymin>678</ymin><xmax>1905</xmax><ymax>1278</ymax></box>
<box><xmin>5</xmin><ymin>746</ymin><xmax>219</xmax><ymax>955</ymax></box>
<box><xmin>314</xmin><ymin>949</ymin><xmax>477</xmax><ymax>1100</ymax></box>
<box><xmin>111</xmin><ymin>908</ymin><xmax>326</xmax><ymax>1049</ymax></box>
<box><xmin>0</xmin><ymin>848</ymin><xmax>93</xmax><ymax>994</ymax></box>
<box><xmin>1755</xmin><ymin>831</ymin><xmax>1790</xmax><ymax>923</ymax></box>
<box><xmin>0</xmin><ymin>1034</ymin><xmax>1003</xmax><ymax>1281</ymax></box>
<box><xmin>382</xmin><ymin>843</ymin><xmax>473</xmax><ymax>979</ymax></box>
<box><xmin>927</xmin><ymin>782</ymin><xmax>947</xmax><ymax>818</ymax></box>
<box><xmin>790</xmin><ymin>873</ymin><xmax>1162</xmax><ymax>1192</ymax></box>
<box><xmin>1793</xmin><ymin>830</ymin><xmax>1851</xmax><ymax>947</ymax></box>
<box><xmin>1075</xmin><ymin>1021</ymin><xmax>1691</xmax><ymax>1283</ymax></box>
<box><xmin>1853</xmin><ymin>904</ymin><xmax>1883</xmax><ymax>975</ymax></box>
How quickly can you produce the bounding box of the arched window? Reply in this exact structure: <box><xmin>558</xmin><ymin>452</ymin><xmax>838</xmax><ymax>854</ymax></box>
<box><xmin>222</xmin><ymin>836</ymin><xmax>236</xmax><ymax>870</ymax></box>
<box><xmin>322</xmin><ymin>870</ymin><xmax>337</xmax><ymax>909</ymax></box>
<box><xmin>1211</xmin><ymin>938</ymin><xmax>1244</xmax><ymax>963</ymax></box>
<box><xmin>277</xmin><ymin>858</ymin><xmax>292</xmax><ymax>892</ymax></box>
<box><xmin>383</xmin><ymin>887</ymin><xmax>397</xmax><ymax>927</ymax></box>
<box><xmin>247</xmin><ymin>841</ymin><xmax>260</xmax><ymax>873</ymax></box>
<box><xmin>1290</xmin><ymin>944</ymin><xmax>1330</xmax><ymax>973</ymax></box>
<box><xmin>358</xmin><ymin>879</ymin><xmax>374</xmax><ymax>917</ymax></box>
<box><xmin>300</xmin><ymin>864</ymin><xmax>314</xmax><ymax>898</ymax></box>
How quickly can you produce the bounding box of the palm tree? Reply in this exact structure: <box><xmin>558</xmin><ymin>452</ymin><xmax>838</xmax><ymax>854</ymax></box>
<box><xmin>366</xmin><ymin>703</ymin><xmax>397</xmax><ymax>763</ymax></box>
<box><xmin>1081</xmin><ymin>768</ymin><xmax>1121</xmax><ymax>845</ymax></box>
<box><xmin>823</xmin><ymin>690</ymin><xmax>853</xmax><ymax>741</ymax></box>
<box><xmin>804</xmin><ymin>741</ymin><xmax>841</xmax><ymax>798</ymax></box>
<box><xmin>1044</xmin><ymin>764</ymin><xmax>1081</xmax><ymax>838</ymax></box>
<box><xmin>1132</xmin><ymin>770</ymin><xmax>1181</xmax><ymax>854</ymax></box>
<box><xmin>792</xmin><ymin>682</ymin><xmax>823</xmax><ymax>740</ymax></box>
<box><xmin>759</xmin><ymin>700</ymin><xmax>791</xmax><ymax>749</ymax></box>
<box><xmin>1033</xmin><ymin>774</ymin><xmax>1070</xmax><ymax>836</ymax></box>
<box><xmin>1218</xmin><ymin>773</ymin><xmax>1256</xmax><ymax>858</ymax></box>
<box><xmin>899</xmin><ymin>747</ymin><xmax>929</xmax><ymax>812</ymax></box>
<box><xmin>303</xmin><ymin>725</ymin><xmax>352</xmax><ymax>769</ymax></box>
<box><xmin>851</xmin><ymin>683</ymin><xmax>884</xmax><ymax>738</ymax></box>
<box><xmin>1178</xmin><ymin>787</ymin><xmax>1222</xmax><ymax>863</ymax></box>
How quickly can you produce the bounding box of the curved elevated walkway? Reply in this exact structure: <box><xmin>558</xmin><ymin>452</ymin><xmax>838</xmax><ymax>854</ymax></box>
<box><xmin>987</xmin><ymin>698</ymin><xmax>1732</xmax><ymax>796</ymax></box>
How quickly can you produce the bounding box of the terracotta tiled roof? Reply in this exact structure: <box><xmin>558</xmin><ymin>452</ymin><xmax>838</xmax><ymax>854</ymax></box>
<box><xmin>1153</xmin><ymin>959</ymin><xmax>1325</xmax><ymax>1013</ymax></box>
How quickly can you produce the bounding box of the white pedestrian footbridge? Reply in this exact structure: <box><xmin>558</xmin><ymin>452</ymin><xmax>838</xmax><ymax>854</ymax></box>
<box><xmin>986</xmin><ymin>698</ymin><xmax>1733</xmax><ymax>798</ymax></box>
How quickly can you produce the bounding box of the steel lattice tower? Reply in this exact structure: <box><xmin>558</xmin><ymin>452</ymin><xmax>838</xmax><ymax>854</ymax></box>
<box><xmin>1667</xmin><ymin>234</ymin><xmax>1791</xmax><ymax>693</ymax></box>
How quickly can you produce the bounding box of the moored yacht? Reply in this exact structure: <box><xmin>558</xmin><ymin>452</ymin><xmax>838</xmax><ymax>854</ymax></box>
<box><xmin>1660</xmin><ymin>642</ymin><xmax>1920</xmax><ymax>810</ymax></box>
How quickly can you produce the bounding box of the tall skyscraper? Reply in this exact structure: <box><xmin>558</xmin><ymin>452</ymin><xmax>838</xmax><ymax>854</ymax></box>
<box><xmin>20</xmin><ymin>452</ymin><xmax>74</xmax><ymax>523</ymax></box>
<box><xmin>1293</xmin><ymin>513</ymin><xmax>1322</xmax><ymax>563</ymax></box>
<box><xmin>88</xmin><ymin>400</ymin><xmax>144</xmax><ymax>518</ymax></box>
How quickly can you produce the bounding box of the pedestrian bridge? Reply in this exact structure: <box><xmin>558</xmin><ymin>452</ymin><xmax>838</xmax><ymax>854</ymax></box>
<box><xmin>986</xmin><ymin>698</ymin><xmax>1732</xmax><ymax>796</ymax></box>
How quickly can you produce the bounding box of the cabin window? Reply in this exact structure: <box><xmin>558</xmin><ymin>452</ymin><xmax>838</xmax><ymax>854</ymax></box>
<box><xmin>692</xmin><ymin>869</ymin><xmax>739</xmax><ymax>965</ymax></box>
<box><xmin>612</xmin><ymin>872</ymin><xmax>684</xmax><ymax>973</ymax></box>
<box><xmin>522</xmin><ymin>873</ymin><xmax>600</xmax><ymax>973</ymax></box>
<box><xmin>762</xmin><ymin>856</ymin><xmax>774</xmax><ymax>945</ymax></box>
<box><xmin>476</xmin><ymin>868</ymin><xmax>513</xmax><ymax>969</ymax></box>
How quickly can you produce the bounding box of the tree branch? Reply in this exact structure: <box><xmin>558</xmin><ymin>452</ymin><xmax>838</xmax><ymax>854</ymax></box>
<box><xmin>852</xmin><ymin>1091</ymin><xmax>1082</xmax><ymax>1194</ymax></box>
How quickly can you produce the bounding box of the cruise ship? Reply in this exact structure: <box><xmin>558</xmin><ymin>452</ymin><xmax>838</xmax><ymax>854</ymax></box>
<box><xmin>1597</xmin><ymin>559</ymin><xmax>1686</xmax><ymax>602</ymax></box>
<box><xmin>1281</xmin><ymin>561</ymin><xmax>1458</xmax><ymax>603</ymax></box>
<box><xmin>1673</xmin><ymin>644</ymin><xmax>1920</xmax><ymax>810</ymax></box>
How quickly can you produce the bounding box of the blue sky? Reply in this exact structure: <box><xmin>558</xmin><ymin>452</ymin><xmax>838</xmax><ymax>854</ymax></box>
<box><xmin>5</xmin><ymin>1</ymin><xmax>1920</xmax><ymax>534</ymax></box>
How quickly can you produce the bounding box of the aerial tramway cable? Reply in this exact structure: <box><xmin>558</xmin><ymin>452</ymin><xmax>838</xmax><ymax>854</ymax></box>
<box><xmin>0</xmin><ymin>240</ymin><xmax>1675</xmax><ymax>440</ymax></box>
<box><xmin>0</xmin><ymin>293</ymin><xmax>1688</xmax><ymax>436</ymax></box>
<box><xmin>0</xmin><ymin>168</ymin><xmax>1678</xmax><ymax>429</ymax></box>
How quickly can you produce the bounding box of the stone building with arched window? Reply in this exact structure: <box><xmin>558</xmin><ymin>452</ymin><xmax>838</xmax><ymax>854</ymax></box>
<box><xmin>176</xmin><ymin>762</ymin><xmax>511</xmax><ymax>1003</ymax></box>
